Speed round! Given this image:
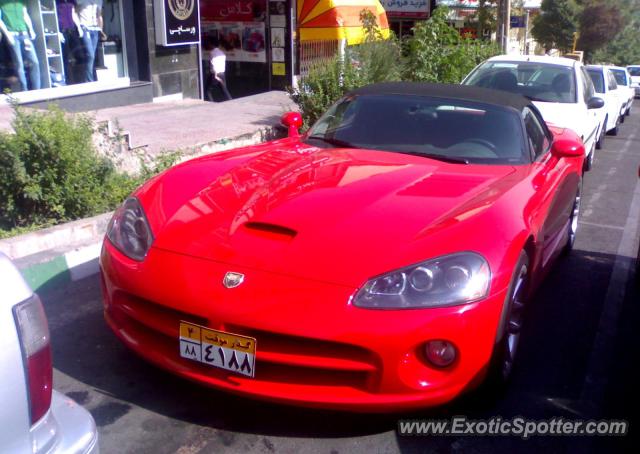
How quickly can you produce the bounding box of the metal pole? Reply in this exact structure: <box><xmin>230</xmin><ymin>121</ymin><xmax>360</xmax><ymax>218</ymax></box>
<box><xmin>524</xmin><ymin>9</ymin><xmax>530</xmax><ymax>55</ymax></box>
<box><xmin>504</xmin><ymin>0</ymin><xmax>511</xmax><ymax>53</ymax></box>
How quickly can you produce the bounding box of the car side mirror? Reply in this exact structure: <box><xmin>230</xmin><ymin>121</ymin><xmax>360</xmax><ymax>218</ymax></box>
<box><xmin>587</xmin><ymin>96</ymin><xmax>605</xmax><ymax>109</ymax></box>
<box><xmin>551</xmin><ymin>138</ymin><xmax>585</xmax><ymax>158</ymax></box>
<box><xmin>280</xmin><ymin>112</ymin><xmax>303</xmax><ymax>138</ymax></box>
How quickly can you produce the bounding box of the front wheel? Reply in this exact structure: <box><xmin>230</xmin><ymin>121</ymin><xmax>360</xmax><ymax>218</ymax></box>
<box><xmin>608</xmin><ymin>117</ymin><xmax>619</xmax><ymax>136</ymax></box>
<box><xmin>564</xmin><ymin>182</ymin><xmax>582</xmax><ymax>253</ymax></box>
<box><xmin>584</xmin><ymin>147</ymin><xmax>595</xmax><ymax>172</ymax></box>
<box><xmin>595</xmin><ymin>120</ymin><xmax>605</xmax><ymax>150</ymax></box>
<box><xmin>486</xmin><ymin>251</ymin><xmax>530</xmax><ymax>386</ymax></box>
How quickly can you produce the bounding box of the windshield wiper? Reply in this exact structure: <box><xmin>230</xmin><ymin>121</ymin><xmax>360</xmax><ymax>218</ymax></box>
<box><xmin>396</xmin><ymin>150</ymin><xmax>469</xmax><ymax>164</ymax></box>
<box><xmin>306</xmin><ymin>135</ymin><xmax>357</xmax><ymax>149</ymax></box>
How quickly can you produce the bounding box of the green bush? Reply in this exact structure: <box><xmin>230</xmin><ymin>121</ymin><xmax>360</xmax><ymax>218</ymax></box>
<box><xmin>0</xmin><ymin>104</ymin><xmax>178</xmax><ymax>237</ymax></box>
<box><xmin>288</xmin><ymin>10</ymin><xmax>402</xmax><ymax>129</ymax></box>
<box><xmin>289</xmin><ymin>7</ymin><xmax>498</xmax><ymax>128</ymax></box>
<box><xmin>404</xmin><ymin>6</ymin><xmax>500</xmax><ymax>83</ymax></box>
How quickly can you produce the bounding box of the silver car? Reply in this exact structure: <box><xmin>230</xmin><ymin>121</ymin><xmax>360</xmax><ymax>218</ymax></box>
<box><xmin>0</xmin><ymin>253</ymin><xmax>99</xmax><ymax>453</ymax></box>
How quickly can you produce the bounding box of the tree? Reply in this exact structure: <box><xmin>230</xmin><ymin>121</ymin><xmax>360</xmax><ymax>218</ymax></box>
<box><xmin>577</xmin><ymin>0</ymin><xmax>624</xmax><ymax>58</ymax></box>
<box><xmin>531</xmin><ymin>0</ymin><xmax>578</xmax><ymax>53</ymax></box>
<box><xmin>592</xmin><ymin>0</ymin><xmax>640</xmax><ymax>64</ymax></box>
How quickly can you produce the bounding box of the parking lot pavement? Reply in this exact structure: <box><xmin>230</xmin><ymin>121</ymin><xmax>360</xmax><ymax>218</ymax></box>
<box><xmin>40</xmin><ymin>102</ymin><xmax>639</xmax><ymax>454</ymax></box>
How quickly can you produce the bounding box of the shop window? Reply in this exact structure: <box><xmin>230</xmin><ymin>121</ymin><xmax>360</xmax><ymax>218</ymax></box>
<box><xmin>0</xmin><ymin>0</ymin><xmax>127</xmax><ymax>93</ymax></box>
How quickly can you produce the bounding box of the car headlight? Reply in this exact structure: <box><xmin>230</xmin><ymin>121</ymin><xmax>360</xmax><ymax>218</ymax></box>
<box><xmin>353</xmin><ymin>252</ymin><xmax>490</xmax><ymax>309</ymax></box>
<box><xmin>106</xmin><ymin>197</ymin><xmax>154</xmax><ymax>261</ymax></box>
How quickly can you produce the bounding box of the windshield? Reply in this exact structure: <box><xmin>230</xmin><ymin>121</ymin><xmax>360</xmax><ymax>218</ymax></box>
<box><xmin>610</xmin><ymin>69</ymin><xmax>628</xmax><ymax>86</ymax></box>
<box><xmin>306</xmin><ymin>94</ymin><xmax>527</xmax><ymax>165</ymax></box>
<box><xmin>628</xmin><ymin>67</ymin><xmax>640</xmax><ymax>76</ymax></box>
<box><xmin>464</xmin><ymin>61</ymin><xmax>577</xmax><ymax>103</ymax></box>
<box><xmin>587</xmin><ymin>69</ymin><xmax>605</xmax><ymax>93</ymax></box>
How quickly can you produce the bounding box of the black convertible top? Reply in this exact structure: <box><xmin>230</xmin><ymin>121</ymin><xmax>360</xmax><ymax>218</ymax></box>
<box><xmin>350</xmin><ymin>82</ymin><xmax>531</xmax><ymax>112</ymax></box>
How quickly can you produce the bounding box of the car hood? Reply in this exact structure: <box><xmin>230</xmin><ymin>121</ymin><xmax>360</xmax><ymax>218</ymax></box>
<box><xmin>533</xmin><ymin>101</ymin><xmax>586</xmax><ymax>137</ymax></box>
<box><xmin>146</xmin><ymin>143</ymin><xmax>518</xmax><ymax>286</ymax></box>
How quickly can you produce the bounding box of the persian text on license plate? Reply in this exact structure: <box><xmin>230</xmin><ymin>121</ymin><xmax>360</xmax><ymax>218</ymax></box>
<box><xmin>179</xmin><ymin>321</ymin><xmax>256</xmax><ymax>377</ymax></box>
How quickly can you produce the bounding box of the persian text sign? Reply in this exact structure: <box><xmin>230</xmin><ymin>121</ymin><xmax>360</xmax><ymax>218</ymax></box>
<box><xmin>155</xmin><ymin>0</ymin><xmax>201</xmax><ymax>46</ymax></box>
<box><xmin>380</xmin><ymin>0</ymin><xmax>429</xmax><ymax>18</ymax></box>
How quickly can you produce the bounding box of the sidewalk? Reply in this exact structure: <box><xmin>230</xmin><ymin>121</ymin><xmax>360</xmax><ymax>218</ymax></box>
<box><xmin>91</xmin><ymin>91</ymin><xmax>296</xmax><ymax>154</ymax></box>
<box><xmin>0</xmin><ymin>91</ymin><xmax>297</xmax><ymax>155</ymax></box>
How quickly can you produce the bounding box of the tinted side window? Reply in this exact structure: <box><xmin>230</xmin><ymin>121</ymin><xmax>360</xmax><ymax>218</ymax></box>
<box><xmin>607</xmin><ymin>71</ymin><xmax>618</xmax><ymax>90</ymax></box>
<box><xmin>587</xmin><ymin>69</ymin><xmax>604</xmax><ymax>94</ymax></box>
<box><xmin>524</xmin><ymin>109</ymin><xmax>550</xmax><ymax>158</ymax></box>
<box><xmin>581</xmin><ymin>67</ymin><xmax>595</xmax><ymax>102</ymax></box>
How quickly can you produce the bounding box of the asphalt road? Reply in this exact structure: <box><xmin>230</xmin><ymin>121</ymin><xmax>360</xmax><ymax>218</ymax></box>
<box><xmin>41</xmin><ymin>103</ymin><xmax>640</xmax><ymax>454</ymax></box>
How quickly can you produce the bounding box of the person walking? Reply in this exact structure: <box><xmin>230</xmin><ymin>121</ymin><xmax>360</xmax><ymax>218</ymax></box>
<box><xmin>205</xmin><ymin>36</ymin><xmax>232</xmax><ymax>102</ymax></box>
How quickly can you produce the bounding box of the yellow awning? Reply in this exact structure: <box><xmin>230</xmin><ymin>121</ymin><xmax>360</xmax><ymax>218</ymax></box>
<box><xmin>297</xmin><ymin>0</ymin><xmax>390</xmax><ymax>45</ymax></box>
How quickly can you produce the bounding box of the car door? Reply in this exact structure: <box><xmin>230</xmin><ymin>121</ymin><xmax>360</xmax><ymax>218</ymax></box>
<box><xmin>606</xmin><ymin>70</ymin><xmax>623</xmax><ymax>121</ymax></box>
<box><xmin>578</xmin><ymin>66</ymin><xmax>600</xmax><ymax>151</ymax></box>
<box><xmin>525</xmin><ymin>108</ymin><xmax>579</xmax><ymax>268</ymax></box>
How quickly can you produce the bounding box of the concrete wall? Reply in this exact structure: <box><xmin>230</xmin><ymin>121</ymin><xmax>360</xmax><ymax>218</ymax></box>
<box><xmin>143</xmin><ymin>0</ymin><xmax>201</xmax><ymax>99</ymax></box>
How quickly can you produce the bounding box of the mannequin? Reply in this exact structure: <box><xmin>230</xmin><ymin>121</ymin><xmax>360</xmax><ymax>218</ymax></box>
<box><xmin>75</xmin><ymin>0</ymin><xmax>103</xmax><ymax>82</ymax></box>
<box><xmin>56</xmin><ymin>0</ymin><xmax>82</xmax><ymax>84</ymax></box>
<box><xmin>0</xmin><ymin>0</ymin><xmax>41</xmax><ymax>91</ymax></box>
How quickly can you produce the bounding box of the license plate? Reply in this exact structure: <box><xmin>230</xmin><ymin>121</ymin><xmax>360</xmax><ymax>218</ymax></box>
<box><xmin>179</xmin><ymin>321</ymin><xmax>256</xmax><ymax>378</ymax></box>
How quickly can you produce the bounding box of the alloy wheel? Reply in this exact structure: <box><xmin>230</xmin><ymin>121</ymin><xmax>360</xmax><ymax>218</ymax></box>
<box><xmin>501</xmin><ymin>264</ymin><xmax>527</xmax><ymax>379</ymax></box>
<box><xmin>567</xmin><ymin>186</ymin><xmax>582</xmax><ymax>251</ymax></box>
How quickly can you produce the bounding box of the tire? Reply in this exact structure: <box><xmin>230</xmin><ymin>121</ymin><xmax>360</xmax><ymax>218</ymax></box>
<box><xmin>564</xmin><ymin>182</ymin><xmax>582</xmax><ymax>253</ymax></box>
<box><xmin>620</xmin><ymin>113</ymin><xmax>625</xmax><ymax>124</ymax></box>
<box><xmin>486</xmin><ymin>251</ymin><xmax>530</xmax><ymax>387</ymax></box>
<box><xmin>583</xmin><ymin>147</ymin><xmax>594</xmax><ymax>172</ymax></box>
<box><xmin>595</xmin><ymin>120</ymin><xmax>605</xmax><ymax>150</ymax></box>
<box><xmin>608</xmin><ymin>117</ymin><xmax>619</xmax><ymax>136</ymax></box>
<box><xmin>625</xmin><ymin>105</ymin><xmax>631</xmax><ymax>117</ymax></box>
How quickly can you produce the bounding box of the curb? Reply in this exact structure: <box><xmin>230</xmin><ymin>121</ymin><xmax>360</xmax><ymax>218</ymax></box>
<box><xmin>16</xmin><ymin>241</ymin><xmax>103</xmax><ymax>292</ymax></box>
<box><xmin>0</xmin><ymin>213</ymin><xmax>112</xmax><ymax>292</ymax></box>
<box><xmin>0</xmin><ymin>124</ymin><xmax>288</xmax><ymax>292</ymax></box>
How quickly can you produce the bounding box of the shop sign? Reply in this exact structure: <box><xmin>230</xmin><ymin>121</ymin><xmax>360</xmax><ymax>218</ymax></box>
<box><xmin>200</xmin><ymin>0</ymin><xmax>262</xmax><ymax>22</ymax></box>
<box><xmin>510</xmin><ymin>15</ymin><xmax>526</xmax><ymax>28</ymax></box>
<box><xmin>380</xmin><ymin>0</ymin><xmax>430</xmax><ymax>18</ymax></box>
<box><xmin>155</xmin><ymin>0</ymin><xmax>201</xmax><ymax>46</ymax></box>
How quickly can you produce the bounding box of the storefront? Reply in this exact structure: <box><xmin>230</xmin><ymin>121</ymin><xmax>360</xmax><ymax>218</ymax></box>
<box><xmin>380</xmin><ymin>0</ymin><xmax>431</xmax><ymax>38</ymax></box>
<box><xmin>0</xmin><ymin>0</ymin><xmax>390</xmax><ymax>111</ymax></box>
<box><xmin>0</xmin><ymin>0</ymin><xmax>295</xmax><ymax>108</ymax></box>
<box><xmin>199</xmin><ymin>0</ymin><xmax>295</xmax><ymax>100</ymax></box>
<box><xmin>0</xmin><ymin>0</ymin><xmax>150</xmax><ymax>110</ymax></box>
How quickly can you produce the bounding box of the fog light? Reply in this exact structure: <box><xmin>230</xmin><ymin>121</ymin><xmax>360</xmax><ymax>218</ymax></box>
<box><xmin>424</xmin><ymin>340</ymin><xmax>457</xmax><ymax>367</ymax></box>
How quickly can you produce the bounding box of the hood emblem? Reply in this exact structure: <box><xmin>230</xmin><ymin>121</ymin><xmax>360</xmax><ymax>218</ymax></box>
<box><xmin>223</xmin><ymin>272</ymin><xmax>245</xmax><ymax>289</ymax></box>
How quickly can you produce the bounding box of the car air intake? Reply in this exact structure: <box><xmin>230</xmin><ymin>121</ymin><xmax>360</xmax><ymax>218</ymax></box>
<box><xmin>243</xmin><ymin>222</ymin><xmax>298</xmax><ymax>240</ymax></box>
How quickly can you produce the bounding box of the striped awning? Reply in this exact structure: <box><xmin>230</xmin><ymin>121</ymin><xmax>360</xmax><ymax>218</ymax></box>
<box><xmin>298</xmin><ymin>0</ymin><xmax>390</xmax><ymax>44</ymax></box>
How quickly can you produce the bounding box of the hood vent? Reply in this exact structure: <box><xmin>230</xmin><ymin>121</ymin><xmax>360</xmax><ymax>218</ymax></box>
<box><xmin>243</xmin><ymin>222</ymin><xmax>298</xmax><ymax>240</ymax></box>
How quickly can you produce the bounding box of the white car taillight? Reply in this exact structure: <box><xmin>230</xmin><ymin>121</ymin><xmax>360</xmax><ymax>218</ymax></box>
<box><xmin>13</xmin><ymin>295</ymin><xmax>53</xmax><ymax>425</ymax></box>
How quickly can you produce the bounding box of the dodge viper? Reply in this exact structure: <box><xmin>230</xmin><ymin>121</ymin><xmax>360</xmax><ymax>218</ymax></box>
<box><xmin>100</xmin><ymin>83</ymin><xmax>585</xmax><ymax>411</ymax></box>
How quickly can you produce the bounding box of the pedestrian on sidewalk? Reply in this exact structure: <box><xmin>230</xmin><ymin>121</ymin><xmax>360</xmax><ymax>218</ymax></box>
<box><xmin>205</xmin><ymin>36</ymin><xmax>232</xmax><ymax>102</ymax></box>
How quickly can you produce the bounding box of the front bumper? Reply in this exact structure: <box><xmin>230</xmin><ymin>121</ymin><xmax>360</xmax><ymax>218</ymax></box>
<box><xmin>100</xmin><ymin>241</ymin><xmax>507</xmax><ymax>412</ymax></box>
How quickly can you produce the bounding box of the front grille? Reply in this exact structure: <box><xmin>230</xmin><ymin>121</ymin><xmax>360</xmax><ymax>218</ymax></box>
<box><xmin>109</xmin><ymin>292</ymin><xmax>379</xmax><ymax>391</ymax></box>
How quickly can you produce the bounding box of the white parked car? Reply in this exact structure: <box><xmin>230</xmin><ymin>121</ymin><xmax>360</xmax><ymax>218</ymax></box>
<box><xmin>462</xmin><ymin>55</ymin><xmax>604</xmax><ymax>171</ymax></box>
<box><xmin>0</xmin><ymin>253</ymin><xmax>99</xmax><ymax>454</ymax></box>
<box><xmin>586</xmin><ymin>65</ymin><xmax>623</xmax><ymax>137</ymax></box>
<box><xmin>628</xmin><ymin>65</ymin><xmax>640</xmax><ymax>97</ymax></box>
<box><xmin>608</xmin><ymin>66</ymin><xmax>634</xmax><ymax>116</ymax></box>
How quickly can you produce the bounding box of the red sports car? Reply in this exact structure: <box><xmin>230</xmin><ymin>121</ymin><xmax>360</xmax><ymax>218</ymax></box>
<box><xmin>100</xmin><ymin>83</ymin><xmax>585</xmax><ymax>411</ymax></box>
